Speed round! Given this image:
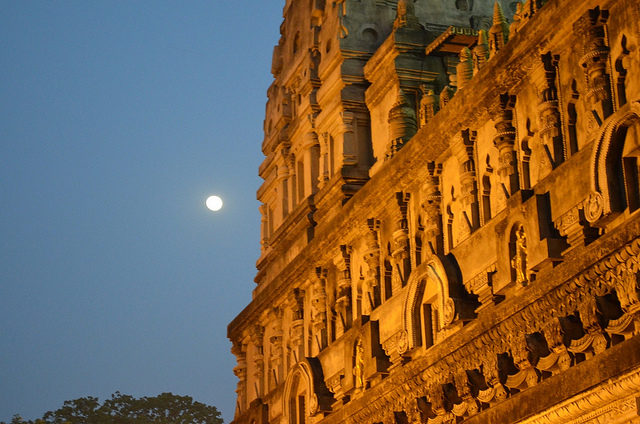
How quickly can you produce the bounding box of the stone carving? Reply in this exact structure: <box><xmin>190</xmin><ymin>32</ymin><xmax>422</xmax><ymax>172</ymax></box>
<box><xmin>363</xmin><ymin>219</ymin><xmax>381</xmax><ymax>313</ymax></box>
<box><xmin>353</xmin><ymin>339</ymin><xmax>364</xmax><ymax>390</ymax></box>
<box><xmin>511</xmin><ymin>224</ymin><xmax>528</xmax><ymax>286</ymax></box>
<box><xmin>382</xmin><ymin>330</ymin><xmax>409</xmax><ymax>371</ymax></box>
<box><xmin>493</xmin><ymin>93</ymin><xmax>519</xmax><ymax>197</ymax></box>
<box><xmin>334</xmin><ymin>245</ymin><xmax>353</xmax><ymax>333</ymax></box>
<box><xmin>575</xmin><ymin>7</ymin><xmax>613</xmax><ymax>121</ymax></box>
<box><xmin>537</xmin><ymin>52</ymin><xmax>565</xmax><ymax>168</ymax></box>
<box><xmin>289</xmin><ymin>288</ymin><xmax>305</xmax><ymax>358</ymax></box>
<box><xmin>392</xmin><ymin>192</ymin><xmax>411</xmax><ymax>290</ymax></box>
<box><xmin>269</xmin><ymin>307</ymin><xmax>284</xmax><ymax>387</ymax></box>
<box><xmin>584</xmin><ymin>191</ymin><xmax>604</xmax><ymax>224</ymax></box>
<box><xmin>418</xmin><ymin>84</ymin><xmax>439</xmax><ymax>128</ymax></box>
<box><xmin>232</xmin><ymin>1</ymin><xmax>640</xmax><ymax>423</ymax></box>
<box><xmin>232</xmin><ymin>342</ymin><xmax>247</xmax><ymax>414</ymax></box>
<box><xmin>422</xmin><ymin>162</ymin><xmax>443</xmax><ymax>241</ymax></box>
<box><xmin>311</xmin><ymin>268</ymin><xmax>327</xmax><ymax>337</ymax></box>
<box><xmin>454</xmin><ymin>130</ymin><xmax>480</xmax><ymax>233</ymax></box>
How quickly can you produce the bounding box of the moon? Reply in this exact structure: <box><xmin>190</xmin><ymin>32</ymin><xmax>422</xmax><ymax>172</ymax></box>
<box><xmin>206</xmin><ymin>195</ymin><xmax>223</xmax><ymax>211</ymax></box>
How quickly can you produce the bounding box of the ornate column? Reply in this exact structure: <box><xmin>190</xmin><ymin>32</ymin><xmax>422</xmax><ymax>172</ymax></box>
<box><xmin>363</xmin><ymin>218</ymin><xmax>381</xmax><ymax>314</ymax></box>
<box><xmin>334</xmin><ymin>245</ymin><xmax>353</xmax><ymax>334</ymax></box>
<box><xmin>318</xmin><ymin>132</ymin><xmax>330</xmax><ymax>188</ymax></box>
<box><xmin>250</xmin><ymin>325</ymin><xmax>265</xmax><ymax>399</ymax></box>
<box><xmin>453</xmin><ymin>130</ymin><xmax>480</xmax><ymax>235</ymax></box>
<box><xmin>277</xmin><ymin>145</ymin><xmax>291</xmax><ymax>220</ymax></box>
<box><xmin>311</xmin><ymin>268</ymin><xmax>328</xmax><ymax>351</ymax></box>
<box><xmin>340</xmin><ymin>111</ymin><xmax>358</xmax><ymax>167</ymax></box>
<box><xmin>289</xmin><ymin>288</ymin><xmax>306</xmax><ymax>362</ymax></box>
<box><xmin>492</xmin><ymin>94</ymin><xmax>519</xmax><ymax>197</ymax></box>
<box><xmin>303</xmin><ymin>131</ymin><xmax>320</xmax><ymax>196</ymax></box>
<box><xmin>392</xmin><ymin>192</ymin><xmax>411</xmax><ymax>291</ymax></box>
<box><xmin>536</xmin><ymin>52</ymin><xmax>564</xmax><ymax>169</ymax></box>
<box><xmin>269</xmin><ymin>308</ymin><xmax>284</xmax><ymax>388</ymax></box>
<box><xmin>232</xmin><ymin>342</ymin><xmax>248</xmax><ymax>414</ymax></box>
<box><xmin>575</xmin><ymin>7</ymin><xmax>613</xmax><ymax>123</ymax></box>
<box><xmin>422</xmin><ymin>162</ymin><xmax>443</xmax><ymax>256</ymax></box>
<box><xmin>259</xmin><ymin>204</ymin><xmax>268</xmax><ymax>249</ymax></box>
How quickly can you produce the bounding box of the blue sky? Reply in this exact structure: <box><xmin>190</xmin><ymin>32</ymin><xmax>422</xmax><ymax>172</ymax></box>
<box><xmin>0</xmin><ymin>1</ymin><xmax>281</xmax><ymax>421</ymax></box>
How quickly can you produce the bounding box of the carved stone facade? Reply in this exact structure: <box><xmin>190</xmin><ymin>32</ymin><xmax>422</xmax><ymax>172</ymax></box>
<box><xmin>229</xmin><ymin>0</ymin><xmax>640</xmax><ymax>423</ymax></box>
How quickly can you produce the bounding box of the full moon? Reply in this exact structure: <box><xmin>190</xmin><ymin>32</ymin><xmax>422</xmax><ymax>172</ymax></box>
<box><xmin>206</xmin><ymin>195</ymin><xmax>223</xmax><ymax>211</ymax></box>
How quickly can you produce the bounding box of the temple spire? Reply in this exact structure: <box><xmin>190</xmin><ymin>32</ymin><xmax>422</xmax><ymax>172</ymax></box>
<box><xmin>489</xmin><ymin>2</ymin><xmax>510</xmax><ymax>57</ymax></box>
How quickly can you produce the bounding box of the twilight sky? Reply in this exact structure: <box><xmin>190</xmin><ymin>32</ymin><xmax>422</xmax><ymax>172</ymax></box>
<box><xmin>0</xmin><ymin>1</ymin><xmax>281</xmax><ymax>421</ymax></box>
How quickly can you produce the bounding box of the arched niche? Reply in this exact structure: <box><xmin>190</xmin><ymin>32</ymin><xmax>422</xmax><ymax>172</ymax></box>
<box><xmin>590</xmin><ymin>100</ymin><xmax>640</xmax><ymax>221</ymax></box>
<box><xmin>401</xmin><ymin>254</ymin><xmax>473</xmax><ymax>352</ymax></box>
<box><xmin>282</xmin><ymin>358</ymin><xmax>333</xmax><ymax>423</ymax></box>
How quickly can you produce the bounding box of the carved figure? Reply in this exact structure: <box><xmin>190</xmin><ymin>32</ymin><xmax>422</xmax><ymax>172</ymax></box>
<box><xmin>511</xmin><ymin>225</ymin><xmax>528</xmax><ymax>285</ymax></box>
<box><xmin>354</xmin><ymin>339</ymin><xmax>365</xmax><ymax>389</ymax></box>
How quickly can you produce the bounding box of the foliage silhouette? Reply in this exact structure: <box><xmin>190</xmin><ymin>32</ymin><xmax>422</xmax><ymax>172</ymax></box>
<box><xmin>2</xmin><ymin>392</ymin><xmax>223</xmax><ymax>424</ymax></box>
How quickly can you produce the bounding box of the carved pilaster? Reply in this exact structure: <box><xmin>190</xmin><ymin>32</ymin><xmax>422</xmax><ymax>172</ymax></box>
<box><xmin>575</xmin><ymin>7</ymin><xmax>613</xmax><ymax>122</ymax></box>
<box><xmin>269</xmin><ymin>307</ymin><xmax>284</xmax><ymax>387</ymax></box>
<box><xmin>289</xmin><ymin>288</ymin><xmax>305</xmax><ymax>360</ymax></box>
<box><xmin>537</xmin><ymin>52</ymin><xmax>565</xmax><ymax>168</ymax></box>
<box><xmin>249</xmin><ymin>325</ymin><xmax>265</xmax><ymax>398</ymax></box>
<box><xmin>493</xmin><ymin>94</ymin><xmax>519</xmax><ymax>197</ymax></box>
<box><xmin>318</xmin><ymin>132</ymin><xmax>330</xmax><ymax>188</ymax></box>
<box><xmin>334</xmin><ymin>245</ymin><xmax>353</xmax><ymax>333</ymax></box>
<box><xmin>422</xmin><ymin>162</ymin><xmax>443</xmax><ymax>255</ymax></box>
<box><xmin>311</xmin><ymin>267</ymin><xmax>328</xmax><ymax>350</ymax></box>
<box><xmin>232</xmin><ymin>342</ymin><xmax>248</xmax><ymax>413</ymax></box>
<box><xmin>363</xmin><ymin>219</ymin><xmax>381</xmax><ymax>314</ymax></box>
<box><xmin>454</xmin><ymin>130</ymin><xmax>480</xmax><ymax>233</ymax></box>
<box><xmin>392</xmin><ymin>192</ymin><xmax>411</xmax><ymax>291</ymax></box>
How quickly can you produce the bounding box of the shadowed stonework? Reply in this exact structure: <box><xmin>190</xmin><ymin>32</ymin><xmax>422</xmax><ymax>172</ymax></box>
<box><xmin>229</xmin><ymin>0</ymin><xmax>640</xmax><ymax>423</ymax></box>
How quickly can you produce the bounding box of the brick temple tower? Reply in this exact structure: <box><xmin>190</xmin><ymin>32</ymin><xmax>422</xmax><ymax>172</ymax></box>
<box><xmin>229</xmin><ymin>0</ymin><xmax>640</xmax><ymax>423</ymax></box>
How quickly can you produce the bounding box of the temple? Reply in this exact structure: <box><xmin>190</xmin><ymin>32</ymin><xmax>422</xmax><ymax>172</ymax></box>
<box><xmin>228</xmin><ymin>0</ymin><xmax>640</xmax><ymax>423</ymax></box>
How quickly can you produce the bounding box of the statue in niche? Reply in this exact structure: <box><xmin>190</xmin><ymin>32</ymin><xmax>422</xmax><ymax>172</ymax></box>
<box><xmin>511</xmin><ymin>224</ymin><xmax>528</xmax><ymax>285</ymax></box>
<box><xmin>353</xmin><ymin>339</ymin><xmax>365</xmax><ymax>390</ymax></box>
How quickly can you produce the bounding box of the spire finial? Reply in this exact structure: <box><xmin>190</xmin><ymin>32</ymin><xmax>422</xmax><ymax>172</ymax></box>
<box><xmin>489</xmin><ymin>1</ymin><xmax>510</xmax><ymax>57</ymax></box>
<box><xmin>493</xmin><ymin>1</ymin><xmax>507</xmax><ymax>25</ymax></box>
